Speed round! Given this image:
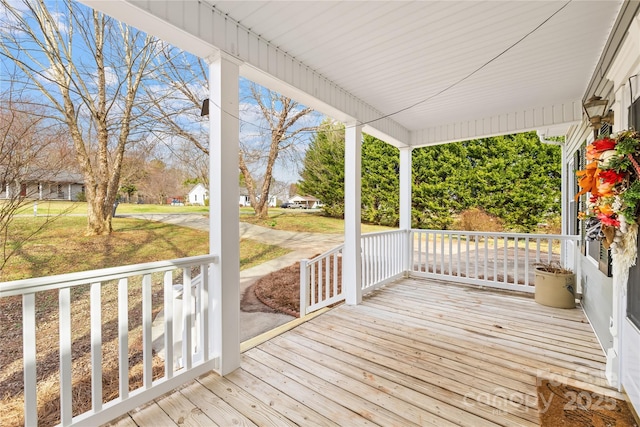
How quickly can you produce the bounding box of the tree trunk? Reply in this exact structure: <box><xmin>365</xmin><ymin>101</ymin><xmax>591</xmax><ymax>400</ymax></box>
<box><xmin>86</xmin><ymin>209</ymin><xmax>113</xmax><ymax>236</ymax></box>
<box><xmin>255</xmin><ymin>200</ymin><xmax>269</xmax><ymax>219</ymax></box>
<box><xmin>86</xmin><ymin>200</ymin><xmax>112</xmax><ymax>235</ymax></box>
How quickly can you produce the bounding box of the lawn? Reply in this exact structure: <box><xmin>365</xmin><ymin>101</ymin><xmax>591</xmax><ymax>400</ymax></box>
<box><xmin>12</xmin><ymin>200</ymin><xmax>210</xmax><ymax>216</ymax></box>
<box><xmin>1</xmin><ymin>216</ymin><xmax>289</xmax><ymax>282</ymax></box>
<box><xmin>240</xmin><ymin>208</ymin><xmax>395</xmax><ymax>234</ymax></box>
<box><xmin>13</xmin><ymin>201</ymin><xmax>396</xmax><ymax>234</ymax></box>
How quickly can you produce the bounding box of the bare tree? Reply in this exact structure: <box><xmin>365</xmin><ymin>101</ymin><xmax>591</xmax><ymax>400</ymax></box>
<box><xmin>0</xmin><ymin>95</ymin><xmax>72</xmax><ymax>275</ymax></box>
<box><xmin>145</xmin><ymin>47</ymin><xmax>210</xmax><ymax>187</ymax></box>
<box><xmin>239</xmin><ymin>84</ymin><xmax>317</xmax><ymax>218</ymax></box>
<box><xmin>149</xmin><ymin>50</ymin><xmax>318</xmax><ymax>218</ymax></box>
<box><xmin>0</xmin><ymin>0</ymin><xmax>161</xmax><ymax>235</ymax></box>
<box><xmin>137</xmin><ymin>159</ymin><xmax>185</xmax><ymax>205</ymax></box>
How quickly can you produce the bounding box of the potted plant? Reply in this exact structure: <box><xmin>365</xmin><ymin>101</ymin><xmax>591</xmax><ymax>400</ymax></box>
<box><xmin>533</xmin><ymin>261</ymin><xmax>576</xmax><ymax>309</ymax></box>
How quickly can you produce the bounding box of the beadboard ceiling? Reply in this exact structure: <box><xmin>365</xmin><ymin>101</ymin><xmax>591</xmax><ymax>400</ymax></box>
<box><xmin>83</xmin><ymin>0</ymin><xmax>625</xmax><ymax>146</ymax></box>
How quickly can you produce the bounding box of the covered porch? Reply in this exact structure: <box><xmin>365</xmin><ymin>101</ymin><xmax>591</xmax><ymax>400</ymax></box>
<box><xmin>3</xmin><ymin>0</ymin><xmax>640</xmax><ymax>425</ymax></box>
<box><xmin>110</xmin><ymin>277</ymin><xmax>617</xmax><ymax>427</ymax></box>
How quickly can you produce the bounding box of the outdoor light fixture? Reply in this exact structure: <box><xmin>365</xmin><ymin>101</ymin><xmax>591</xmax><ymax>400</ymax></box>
<box><xmin>200</xmin><ymin>98</ymin><xmax>209</xmax><ymax>116</ymax></box>
<box><xmin>583</xmin><ymin>95</ymin><xmax>614</xmax><ymax>138</ymax></box>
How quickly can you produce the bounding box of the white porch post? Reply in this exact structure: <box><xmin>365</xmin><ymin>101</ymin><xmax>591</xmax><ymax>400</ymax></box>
<box><xmin>399</xmin><ymin>147</ymin><xmax>412</xmax><ymax>273</ymax></box>
<box><xmin>606</xmin><ymin>85</ymin><xmax>627</xmax><ymax>387</ymax></box>
<box><xmin>208</xmin><ymin>53</ymin><xmax>240</xmax><ymax>375</ymax></box>
<box><xmin>560</xmin><ymin>143</ymin><xmax>572</xmax><ymax>271</ymax></box>
<box><xmin>344</xmin><ymin>122</ymin><xmax>362</xmax><ymax>305</ymax></box>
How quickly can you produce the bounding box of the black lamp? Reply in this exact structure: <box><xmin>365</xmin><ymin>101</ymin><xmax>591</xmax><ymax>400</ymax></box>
<box><xmin>200</xmin><ymin>99</ymin><xmax>209</xmax><ymax>117</ymax></box>
<box><xmin>583</xmin><ymin>95</ymin><xmax>614</xmax><ymax>138</ymax></box>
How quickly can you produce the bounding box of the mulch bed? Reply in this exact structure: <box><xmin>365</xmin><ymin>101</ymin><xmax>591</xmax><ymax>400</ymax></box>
<box><xmin>253</xmin><ymin>262</ymin><xmax>302</xmax><ymax>317</ymax></box>
<box><xmin>538</xmin><ymin>379</ymin><xmax>638</xmax><ymax>426</ymax></box>
<box><xmin>251</xmin><ymin>254</ymin><xmax>344</xmax><ymax>318</ymax></box>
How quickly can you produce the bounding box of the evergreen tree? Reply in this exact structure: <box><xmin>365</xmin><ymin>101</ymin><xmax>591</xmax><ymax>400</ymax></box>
<box><xmin>461</xmin><ymin>132</ymin><xmax>561</xmax><ymax>231</ymax></box>
<box><xmin>300</xmin><ymin>127</ymin><xmax>560</xmax><ymax>231</ymax></box>
<box><xmin>412</xmin><ymin>143</ymin><xmax>471</xmax><ymax>229</ymax></box>
<box><xmin>362</xmin><ymin>135</ymin><xmax>399</xmax><ymax>226</ymax></box>
<box><xmin>299</xmin><ymin>120</ymin><xmax>345</xmax><ymax>217</ymax></box>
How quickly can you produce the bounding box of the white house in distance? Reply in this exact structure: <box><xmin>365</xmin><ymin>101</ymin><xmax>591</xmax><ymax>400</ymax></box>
<box><xmin>239</xmin><ymin>186</ymin><xmax>278</xmax><ymax>207</ymax></box>
<box><xmin>187</xmin><ymin>183</ymin><xmax>207</xmax><ymax>206</ymax></box>
<box><xmin>287</xmin><ymin>194</ymin><xmax>322</xmax><ymax>209</ymax></box>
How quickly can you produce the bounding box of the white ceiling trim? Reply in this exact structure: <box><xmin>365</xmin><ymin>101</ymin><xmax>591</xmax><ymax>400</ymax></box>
<box><xmin>411</xmin><ymin>101</ymin><xmax>582</xmax><ymax>147</ymax></box>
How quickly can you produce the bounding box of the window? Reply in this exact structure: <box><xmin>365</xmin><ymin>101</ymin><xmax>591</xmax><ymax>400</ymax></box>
<box><xmin>596</xmin><ymin>123</ymin><xmax>613</xmax><ymax>276</ymax></box>
<box><xmin>629</xmin><ymin>96</ymin><xmax>640</xmax><ymax>130</ymax></box>
<box><xmin>575</xmin><ymin>132</ymin><xmax>612</xmax><ymax>277</ymax></box>
<box><xmin>627</xmin><ymin>93</ymin><xmax>640</xmax><ymax>329</ymax></box>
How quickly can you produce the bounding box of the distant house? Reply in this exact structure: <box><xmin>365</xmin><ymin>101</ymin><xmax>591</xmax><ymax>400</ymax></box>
<box><xmin>187</xmin><ymin>183</ymin><xmax>207</xmax><ymax>206</ymax></box>
<box><xmin>239</xmin><ymin>186</ymin><xmax>277</xmax><ymax>207</ymax></box>
<box><xmin>239</xmin><ymin>186</ymin><xmax>251</xmax><ymax>207</ymax></box>
<box><xmin>287</xmin><ymin>194</ymin><xmax>322</xmax><ymax>209</ymax></box>
<box><xmin>0</xmin><ymin>172</ymin><xmax>84</xmax><ymax>201</ymax></box>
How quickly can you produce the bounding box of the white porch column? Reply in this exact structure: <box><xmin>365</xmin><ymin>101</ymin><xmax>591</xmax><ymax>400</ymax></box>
<box><xmin>606</xmin><ymin>84</ymin><xmax>628</xmax><ymax>387</ymax></box>
<box><xmin>344</xmin><ymin>122</ymin><xmax>362</xmax><ymax>305</ymax></box>
<box><xmin>38</xmin><ymin>183</ymin><xmax>42</xmax><ymax>200</ymax></box>
<box><xmin>399</xmin><ymin>147</ymin><xmax>412</xmax><ymax>273</ymax></box>
<box><xmin>208</xmin><ymin>53</ymin><xmax>240</xmax><ymax>375</ymax></box>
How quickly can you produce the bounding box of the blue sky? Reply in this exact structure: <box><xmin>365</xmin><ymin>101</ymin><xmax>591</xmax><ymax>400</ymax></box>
<box><xmin>0</xmin><ymin>0</ymin><xmax>324</xmax><ymax>185</ymax></box>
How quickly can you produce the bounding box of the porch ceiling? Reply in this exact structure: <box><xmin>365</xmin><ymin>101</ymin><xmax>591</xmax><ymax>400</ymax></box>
<box><xmin>84</xmin><ymin>0</ymin><xmax>624</xmax><ymax>146</ymax></box>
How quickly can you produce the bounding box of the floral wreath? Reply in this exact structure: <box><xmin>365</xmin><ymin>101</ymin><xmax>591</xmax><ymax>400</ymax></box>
<box><xmin>576</xmin><ymin>129</ymin><xmax>640</xmax><ymax>254</ymax></box>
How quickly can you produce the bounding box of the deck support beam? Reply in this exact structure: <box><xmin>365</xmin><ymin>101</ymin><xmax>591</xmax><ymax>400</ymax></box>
<box><xmin>344</xmin><ymin>122</ymin><xmax>363</xmax><ymax>305</ymax></box>
<box><xmin>209</xmin><ymin>52</ymin><xmax>241</xmax><ymax>375</ymax></box>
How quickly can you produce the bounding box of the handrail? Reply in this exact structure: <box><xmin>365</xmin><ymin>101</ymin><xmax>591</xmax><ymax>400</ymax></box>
<box><xmin>1</xmin><ymin>255</ymin><xmax>219</xmax><ymax>426</ymax></box>
<box><xmin>412</xmin><ymin>230</ymin><xmax>577</xmax><ymax>240</ymax></box>
<box><xmin>410</xmin><ymin>230</ymin><xmax>580</xmax><ymax>293</ymax></box>
<box><xmin>361</xmin><ymin>230</ymin><xmax>407</xmax><ymax>292</ymax></box>
<box><xmin>300</xmin><ymin>244</ymin><xmax>345</xmax><ymax>316</ymax></box>
<box><xmin>0</xmin><ymin>254</ymin><xmax>218</xmax><ymax>296</ymax></box>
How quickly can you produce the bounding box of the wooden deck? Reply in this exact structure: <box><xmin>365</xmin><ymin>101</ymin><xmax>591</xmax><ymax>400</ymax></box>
<box><xmin>109</xmin><ymin>277</ymin><xmax>620</xmax><ymax>427</ymax></box>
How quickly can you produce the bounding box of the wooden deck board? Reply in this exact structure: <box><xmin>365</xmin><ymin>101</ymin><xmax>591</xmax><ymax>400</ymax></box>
<box><xmin>154</xmin><ymin>388</ymin><xmax>219</xmax><ymax>427</ymax></box>
<box><xmin>115</xmin><ymin>277</ymin><xmax>615</xmax><ymax>427</ymax></box>
<box><xmin>178</xmin><ymin>381</ymin><xmax>256</xmax><ymax>427</ymax></box>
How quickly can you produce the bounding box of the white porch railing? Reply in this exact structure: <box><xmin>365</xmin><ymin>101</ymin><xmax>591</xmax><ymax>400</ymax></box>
<box><xmin>300</xmin><ymin>245</ymin><xmax>344</xmax><ymax>316</ymax></box>
<box><xmin>300</xmin><ymin>230</ymin><xmax>408</xmax><ymax>315</ymax></box>
<box><xmin>410</xmin><ymin>230</ymin><xmax>580</xmax><ymax>293</ymax></box>
<box><xmin>300</xmin><ymin>229</ymin><xmax>580</xmax><ymax>315</ymax></box>
<box><xmin>0</xmin><ymin>255</ymin><xmax>218</xmax><ymax>427</ymax></box>
<box><xmin>361</xmin><ymin>230</ymin><xmax>407</xmax><ymax>292</ymax></box>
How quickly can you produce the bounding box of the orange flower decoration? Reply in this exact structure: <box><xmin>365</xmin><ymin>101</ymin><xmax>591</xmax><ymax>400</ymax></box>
<box><xmin>597</xmin><ymin>181</ymin><xmax>615</xmax><ymax>198</ymax></box>
<box><xmin>598</xmin><ymin>204</ymin><xmax>615</xmax><ymax>216</ymax></box>
<box><xmin>575</xmin><ymin>161</ymin><xmax>600</xmax><ymax>201</ymax></box>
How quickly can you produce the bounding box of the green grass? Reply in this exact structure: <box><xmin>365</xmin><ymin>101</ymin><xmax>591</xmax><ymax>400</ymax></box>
<box><xmin>240</xmin><ymin>208</ymin><xmax>395</xmax><ymax>234</ymax></box>
<box><xmin>1</xmin><ymin>216</ymin><xmax>289</xmax><ymax>282</ymax></box>
<box><xmin>12</xmin><ymin>201</ymin><xmax>395</xmax><ymax>233</ymax></box>
<box><xmin>11</xmin><ymin>200</ymin><xmax>210</xmax><ymax>216</ymax></box>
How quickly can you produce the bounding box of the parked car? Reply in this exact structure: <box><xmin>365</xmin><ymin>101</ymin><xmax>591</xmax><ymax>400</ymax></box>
<box><xmin>280</xmin><ymin>202</ymin><xmax>291</xmax><ymax>208</ymax></box>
